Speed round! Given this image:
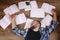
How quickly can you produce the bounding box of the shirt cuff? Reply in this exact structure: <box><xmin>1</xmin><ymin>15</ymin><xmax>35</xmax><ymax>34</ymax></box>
<box><xmin>12</xmin><ymin>27</ymin><xmax>18</xmax><ymax>30</ymax></box>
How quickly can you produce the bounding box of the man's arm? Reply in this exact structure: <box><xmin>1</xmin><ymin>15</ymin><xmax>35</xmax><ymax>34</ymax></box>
<box><xmin>40</xmin><ymin>9</ymin><xmax>58</xmax><ymax>34</ymax></box>
<box><xmin>47</xmin><ymin>9</ymin><xmax>58</xmax><ymax>34</ymax></box>
<box><xmin>11</xmin><ymin>15</ymin><xmax>16</xmax><ymax>29</ymax></box>
<box><xmin>52</xmin><ymin>9</ymin><xmax>57</xmax><ymax>22</ymax></box>
<box><xmin>10</xmin><ymin>15</ymin><xmax>28</xmax><ymax>37</ymax></box>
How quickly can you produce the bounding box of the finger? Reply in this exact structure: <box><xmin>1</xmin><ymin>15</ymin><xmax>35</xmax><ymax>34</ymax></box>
<box><xmin>52</xmin><ymin>9</ymin><xmax>56</xmax><ymax>13</ymax></box>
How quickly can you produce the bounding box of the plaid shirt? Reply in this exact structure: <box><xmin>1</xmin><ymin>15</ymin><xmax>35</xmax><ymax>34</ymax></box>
<box><xmin>12</xmin><ymin>20</ymin><xmax>58</xmax><ymax>40</ymax></box>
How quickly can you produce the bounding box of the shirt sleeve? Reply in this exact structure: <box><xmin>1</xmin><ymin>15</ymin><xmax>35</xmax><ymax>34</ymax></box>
<box><xmin>40</xmin><ymin>20</ymin><xmax>58</xmax><ymax>34</ymax></box>
<box><xmin>40</xmin><ymin>20</ymin><xmax>58</xmax><ymax>40</ymax></box>
<box><xmin>12</xmin><ymin>26</ymin><xmax>28</xmax><ymax>37</ymax></box>
<box><xmin>47</xmin><ymin>20</ymin><xmax>58</xmax><ymax>34</ymax></box>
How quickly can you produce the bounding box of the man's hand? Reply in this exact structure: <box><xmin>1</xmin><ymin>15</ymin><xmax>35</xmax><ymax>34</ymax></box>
<box><xmin>51</xmin><ymin>9</ymin><xmax>57</xmax><ymax>22</ymax></box>
<box><xmin>10</xmin><ymin>14</ymin><xmax>16</xmax><ymax>21</ymax></box>
<box><xmin>30</xmin><ymin>21</ymin><xmax>38</xmax><ymax>28</ymax></box>
<box><xmin>52</xmin><ymin>9</ymin><xmax>56</xmax><ymax>14</ymax></box>
<box><xmin>10</xmin><ymin>14</ymin><xmax>15</xmax><ymax>18</ymax></box>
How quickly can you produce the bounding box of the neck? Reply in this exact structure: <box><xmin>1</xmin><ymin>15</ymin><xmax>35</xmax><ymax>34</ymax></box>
<box><xmin>33</xmin><ymin>28</ymin><xmax>39</xmax><ymax>32</ymax></box>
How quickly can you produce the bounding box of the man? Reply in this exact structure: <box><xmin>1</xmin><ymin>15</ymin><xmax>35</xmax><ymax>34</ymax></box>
<box><xmin>11</xmin><ymin>9</ymin><xmax>58</xmax><ymax>40</ymax></box>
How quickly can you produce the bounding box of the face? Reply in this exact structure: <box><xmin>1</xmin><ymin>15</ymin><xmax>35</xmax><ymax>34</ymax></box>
<box><xmin>30</xmin><ymin>21</ymin><xmax>40</xmax><ymax>30</ymax></box>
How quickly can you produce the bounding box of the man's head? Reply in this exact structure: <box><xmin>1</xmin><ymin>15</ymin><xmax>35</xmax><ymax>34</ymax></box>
<box><xmin>30</xmin><ymin>20</ymin><xmax>41</xmax><ymax>32</ymax></box>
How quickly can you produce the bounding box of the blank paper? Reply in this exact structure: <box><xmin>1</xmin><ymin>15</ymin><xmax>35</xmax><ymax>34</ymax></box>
<box><xmin>24</xmin><ymin>18</ymin><xmax>33</xmax><ymax>29</ymax></box>
<box><xmin>30</xmin><ymin>1</ymin><xmax>38</xmax><ymax>9</ymax></box>
<box><xmin>24</xmin><ymin>1</ymin><xmax>31</xmax><ymax>11</ymax></box>
<box><xmin>30</xmin><ymin>8</ymin><xmax>45</xmax><ymax>18</ymax></box>
<box><xmin>3</xmin><ymin>7</ymin><xmax>11</xmax><ymax>15</ymax></box>
<box><xmin>9</xmin><ymin>4</ymin><xmax>20</xmax><ymax>15</ymax></box>
<box><xmin>41</xmin><ymin>15</ymin><xmax>52</xmax><ymax>28</ymax></box>
<box><xmin>18</xmin><ymin>1</ymin><xmax>27</xmax><ymax>9</ymax></box>
<box><xmin>4</xmin><ymin>4</ymin><xmax>19</xmax><ymax>15</ymax></box>
<box><xmin>16</xmin><ymin>13</ymin><xmax>26</xmax><ymax>25</ymax></box>
<box><xmin>41</xmin><ymin>3</ymin><xmax>56</xmax><ymax>15</ymax></box>
<box><xmin>18</xmin><ymin>1</ymin><xmax>31</xmax><ymax>11</ymax></box>
<box><xmin>25</xmin><ymin>4</ymin><xmax>31</xmax><ymax>11</ymax></box>
<box><xmin>0</xmin><ymin>15</ymin><xmax>11</xmax><ymax>29</ymax></box>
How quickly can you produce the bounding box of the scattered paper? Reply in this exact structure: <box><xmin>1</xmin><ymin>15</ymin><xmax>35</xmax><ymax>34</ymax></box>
<box><xmin>24</xmin><ymin>18</ymin><xmax>33</xmax><ymax>29</ymax></box>
<box><xmin>25</xmin><ymin>1</ymin><xmax>31</xmax><ymax>11</ymax></box>
<box><xmin>18</xmin><ymin>1</ymin><xmax>27</xmax><ymax>9</ymax></box>
<box><xmin>18</xmin><ymin>1</ymin><xmax>31</xmax><ymax>11</ymax></box>
<box><xmin>30</xmin><ymin>8</ymin><xmax>45</xmax><ymax>18</ymax></box>
<box><xmin>25</xmin><ymin>5</ymin><xmax>31</xmax><ymax>11</ymax></box>
<box><xmin>16</xmin><ymin>13</ymin><xmax>26</xmax><ymax>25</ymax></box>
<box><xmin>0</xmin><ymin>13</ymin><xmax>26</xmax><ymax>29</ymax></box>
<box><xmin>41</xmin><ymin>3</ymin><xmax>56</xmax><ymax>15</ymax></box>
<box><xmin>9</xmin><ymin>4</ymin><xmax>20</xmax><ymax>14</ymax></box>
<box><xmin>3</xmin><ymin>7</ymin><xmax>11</xmax><ymax>15</ymax></box>
<box><xmin>0</xmin><ymin>15</ymin><xmax>11</xmax><ymax>29</ymax></box>
<box><xmin>4</xmin><ymin>4</ymin><xmax>19</xmax><ymax>15</ymax></box>
<box><xmin>18</xmin><ymin>1</ymin><xmax>38</xmax><ymax>11</ymax></box>
<box><xmin>41</xmin><ymin>15</ymin><xmax>52</xmax><ymax>28</ymax></box>
<box><xmin>30</xmin><ymin>1</ymin><xmax>38</xmax><ymax>9</ymax></box>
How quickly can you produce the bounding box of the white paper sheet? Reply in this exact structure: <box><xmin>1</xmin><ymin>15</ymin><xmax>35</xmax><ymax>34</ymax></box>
<box><xmin>18</xmin><ymin>1</ymin><xmax>27</xmax><ymax>9</ymax></box>
<box><xmin>0</xmin><ymin>15</ymin><xmax>11</xmax><ymax>29</ymax></box>
<box><xmin>24</xmin><ymin>1</ymin><xmax>31</xmax><ymax>11</ymax></box>
<box><xmin>9</xmin><ymin>4</ymin><xmax>20</xmax><ymax>15</ymax></box>
<box><xmin>3</xmin><ymin>7</ymin><xmax>11</xmax><ymax>15</ymax></box>
<box><xmin>4</xmin><ymin>4</ymin><xmax>19</xmax><ymax>15</ymax></box>
<box><xmin>30</xmin><ymin>8</ymin><xmax>45</xmax><ymax>18</ymax></box>
<box><xmin>30</xmin><ymin>1</ymin><xmax>38</xmax><ymax>9</ymax></box>
<box><xmin>41</xmin><ymin>3</ymin><xmax>56</xmax><ymax>15</ymax></box>
<box><xmin>24</xmin><ymin>18</ymin><xmax>33</xmax><ymax>29</ymax></box>
<box><xmin>16</xmin><ymin>13</ymin><xmax>26</xmax><ymax>25</ymax></box>
<box><xmin>18</xmin><ymin>1</ymin><xmax>31</xmax><ymax>11</ymax></box>
<box><xmin>41</xmin><ymin>15</ymin><xmax>52</xmax><ymax>28</ymax></box>
<box><xmin>25</xmin><ymin>4</ymin><xmax>31</xmax><ymax>11</ymax></box>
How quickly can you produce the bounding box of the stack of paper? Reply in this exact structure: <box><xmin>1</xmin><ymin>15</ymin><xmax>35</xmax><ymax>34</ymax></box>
<box><xmin>30</xmin><ymin>1</ymin><xmax>38</xmax><ymax>9</ymax></box>
<box><xmin>4</xmin><ymin>4</ymin><xmax>19</xmax><ymax>15</ymax></box>
<box><xmin>30</xmin><ymin>8</ymin><xmax>45</xmax><ymax>18</ymax></box>
<box><xmin>24</xmin><ymin>19</ymin><xmax>33</xmax><ymax>29</ymax></box>
<box><xmin>41</xmin><ymin>3</ymin><xmax>56</xmax><ymax>15</ymax></box>
<box><xmin>16</xmin><ymin>13</ymin><xmax>26</xmax><ymax>25</ymax></box>
<box><xmin>41</xmin><ymin>15</ymin><xmax>52</xmax><ymax>28</ymax></box>
<box><xmin>0</xmin><ymin>15</ymin><xmax>11</xmax><ymax>29</ymax></box>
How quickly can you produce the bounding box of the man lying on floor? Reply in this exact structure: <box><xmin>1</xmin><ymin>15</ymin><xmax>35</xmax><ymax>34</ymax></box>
<box><xmin>11</xmin><ymin>9</ymin><xmax>58</xmax><ymax>40</ymax></box>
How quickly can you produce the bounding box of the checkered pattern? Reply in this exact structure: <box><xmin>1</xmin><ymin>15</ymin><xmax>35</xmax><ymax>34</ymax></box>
<box><xmin>12</xmin><ymin>20</ymin><xmax>58</xmax><ymax>40</ymax></box>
